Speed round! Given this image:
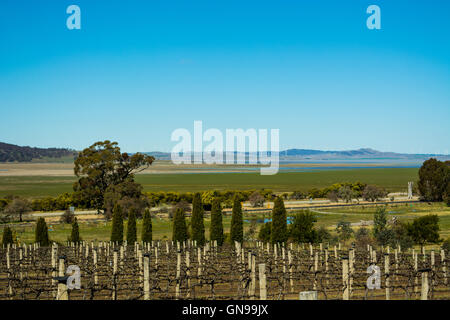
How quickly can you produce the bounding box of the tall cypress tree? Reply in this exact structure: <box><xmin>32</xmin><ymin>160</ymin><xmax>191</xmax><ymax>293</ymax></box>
<box><xmin>191</xmin><ymin>192</ymin><xmax>205</xmax><ymax>246</ymax></box>
<box><xmin>141</xmin><ymin>208</ymin><xmax>152</xmax><ymax>243</ymax></box>
<box><xmin>270</xmin><ymin>197</ymin><xmax>288</xmax><ymax>244</ymax></box>
<box><xmin>210</xmin><ymin>198</ymin><xmax>224</xmax><ymax>246</ymax></box>
<box><xmin>70</xmin><ymin>217</ymin><xmax>81</xmax><ymax>243</ymax></box>
<box><xmin>35</xmin><ymin>217</ymin><xmax>50</xmax><ymax>246</ymax></box>
<box><xmin>172</xmin><ymin>208</ymin><xmax>188</xmax><ymax>242</ymax></box>
<box><xmin>230</xmin><ymin>195</ymin><xmax>243</xmax><ymax>243</ymax></box>
<box><xmin>110</xmin><ymin>204</ymin><xmax>124</xmax><ymax>245</ymax></box>
<box><xmin>127</xmin><ymin>208</ymin><xmax>137</xmax><ymax>244</ymax></box>
<box><xmin>2</xmin><ymin>226</ymin><xmax>14</xmax><ymax>246</ymax></box>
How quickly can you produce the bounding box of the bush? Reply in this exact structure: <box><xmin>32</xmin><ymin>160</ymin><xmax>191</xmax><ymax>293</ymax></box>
<box><xmin>288</xmin><ymin>211</ymin><xmax>318</xmax><ymax>243</ymax></box>
<box><xmin>210</xmin><ymin>199</ymin><xmax>224</xmax><ymax>246</ymax></box>
<box><xmin>2</xmin><ymin>226</ymin><xmax>14</xmax><ymax>246</ymax></box>
<box><xmin>60</xmin><ymin>208</ymin><xmax>75</xmax><ymax>224</ymax></box>
<box><xmin>417</xmin><ymin>158</ymin><xmax>449</xmax><ymax>202</ymax></box>
<box><xmin>249</xmin><ymin>191</ymin><xmax>265</xmax><ymax>207</ymax></box>
<box><xmin>355</xmin><ymin>227</ymin><xmax>374</xmax><ymax>249</ymax></box>
<box><xmin>35</xmin><ymin>218</ymin><xmax>50</xmax><ymax>246</ymax></box>
<box><xmin>363</xmin><ymin>185</ymin><xmax>387</xmax><ymax>202</ymax></box>
<box><xmin>258</xmin><ymin>222</ymin><xmax>272</xmax><ymax>243</ymax></box>
<box><xmin>327</xmin><ymin>191</ymin><xmax>339</xmax><ymax>203</ymax></box>
<box><xmin>69</xmin><ymin>217</ymin><xmax>81</xmax><ymax>243</ymax></box>
<box><xmin>317</xmin><ymin>226</ymin><xmax>332</xmax><ymax>243</ymax></box>
<box><xmin>141</xmin><ymin>209</ymin><xmax>152</xmax><ymax>243</ymax></box>
<box><xmin>126</xmin><ymin>209</ymin><xmax>137</xmax><ymax>244</ymax></box>
<box><xmin>110</xmin><ymin>204</ymin><xmax>124</xmax><ymax>245</ymax></box>
<box><xmin>290</xmin><ymin>191</ymin><xmax>306</xmax><ymax>200</ymax></box>
<box><xmin>336</xmin><ymin>220</ymin><xmax>353</xmax><ymax>242</ymax></box>
<box><xmin>230</xmin><ymin>195</ymin><xmax>243</xmax><ymax>243</ymax></box>
<box><xmin>191</xmin><ymin>193</ymin><xmax>205</xmax><ymax>246</ymax></box>
<box><xmin>271</xmin><ymin>197</ymin><xmax>287</xmax><ymax>244</ymax></box>
<box><xmin>390</xmin><ymin>222</ymin><xmax>414</xmax><ymax>250</ymax></box>
<box><xmin>442</xmin><ymin>237</ymin><xmax>450</xmax><ymax>254</ymax></box>
<box><xmin>407</xmin><ymin>214</ymin><xmax>440</xmax><ymax>245</ymax></box>
<box><xmin>172</xmin><ymin>208</ymin><xmax>188</xmax><ymax>243</ymax></box>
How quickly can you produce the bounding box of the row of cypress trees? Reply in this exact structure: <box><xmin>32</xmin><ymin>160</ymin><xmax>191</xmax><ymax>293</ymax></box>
<box><xmin>110</xmin><ymin>205</ymin><xmax>153</xmax><ymax>245</ymax></box>
<box><xmin>172</xmin><ymin>192</ymin><xmax>238</xmax><ymax>246</ymax></box>
<box><xmin>2</xmin><ymin>195</ymin><xmax>288</xmax><ymax>247</ymax></box>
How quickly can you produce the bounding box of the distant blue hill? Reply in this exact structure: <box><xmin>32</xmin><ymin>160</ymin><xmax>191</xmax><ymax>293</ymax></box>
<box><xmin>145</xmin><ymin>148</ymin><xmax>450</xmax><ymax>161</ymax></box>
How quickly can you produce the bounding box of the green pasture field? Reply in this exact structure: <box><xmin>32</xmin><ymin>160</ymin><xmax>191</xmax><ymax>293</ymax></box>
<box><xmin>0</xmin><ymin>167</ymin><xmax>419</xmax><ymax>198</ymax></box>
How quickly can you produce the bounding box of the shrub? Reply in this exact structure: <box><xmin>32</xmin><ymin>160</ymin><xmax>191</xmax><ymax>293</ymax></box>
<box><xmin>126</xmin><ymin>209</ymin><xmax>137</xmax><ymax>244</ymax></box>
<box><xmin>442</xmin><ymin>237</ymin><xmax>450</xmax><ymax>254</ymax></box>
<box><xmin>258</xmin><ymin>222</ymin><xmax>272</xmax><ymax>243</ymax></box>
<box><xmin>2</xmin><ymin>226</ymin><xmax>14</xmax><ymax>246</ymax></box>
<box><xmin>60</xmin><ymin>208</ymin><xmax>75</xmax><ymax>224</ymax></box>
<box><xmin>110</xmin><ymin>204</ymin><xmax>124</xmax><ymax>245</ymax></box>
<box><xmin>288</xmin><ymin>211</ymin><xmax>318</xmax><ymax>243</ymax></box>
<box><xmin>417</xmin><ymin>158</ymin><xmax>448</xmax><ymax>202</ymax></box>
<box><xmin>355</xmin><ymin>227</ymin><xmax>374</xmax><ymax>249</ymax></box>
<box><xmin>172</xmin><ymin>208</ymin><xmax>188</xmax><ymax>243</ymax></box>
<box><xmin>35</xmin><ymin>217</ymin><xmax>50</xmax><ymax>246</ymax></box>
<box><xmin>271</xmin><ymin>197</ymin><xmax>288</xmax><ymax>244</ymax></box>
<box><xmin>249</xmin><ymin>191</ymin><xmax>265</xmax><ymax>207</ymax></box>
<box><xmin>290</xmin><ymin>191</ymin><xmax>306</xmax><ymax>200</ymax></box>
<box><xmin>141</xmin><ymin>209</ymin><xmax>152</xmax><ymax>243</ymax></box>
<box><xmin>230</xmin><ymin>195</ymin><xmax>243</xmax><ymax>243</ymax></box>
<box><xmin>362</xmin><ymin>185</ymin><xmax>387</xmax><ymax>202</ymax></box>
<box><xmin>69</xmin><ymin>217</ymin><xmax>81</xmax><ymax>243</ymax></box>
<box><xmin>336</xmin><ymin>220</ymin><xmax>353</xmax><ymax>242</ymax></box>
<box><xmin>210</xmin><ymin>199</ymin><xmax>224</xmax><ymax>246</ymax></box>
<box><xmin>191</xmin><ymin>193</ymin><xmax>205</xmax><ymax>246</ymax></box>
<box><xmin>407</xmin><ymin>214</ymin><xmax>440</xmax><ymax>245</ymax></box>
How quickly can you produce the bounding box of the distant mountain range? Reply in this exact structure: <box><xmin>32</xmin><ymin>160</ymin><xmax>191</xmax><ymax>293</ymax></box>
<box><xmin>0</xmin><ymin>142</ymin><xmax>76</xmax><ymax>162</ymax></box>
<box><xmin>1</xmin><ymin>142</ymin><xmax>448</xmax><ymax>163</ymax></box>
<box><xmin>146</xmin><ymin>148</ymin><xmax>450</xmax><ymax>161</ymax></box>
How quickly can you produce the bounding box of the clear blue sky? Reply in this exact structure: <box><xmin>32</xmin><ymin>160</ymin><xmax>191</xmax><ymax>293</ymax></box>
<box><xmin>1</xmin><ymin>0</ymin><xmax>449</xmax><ymax>154</ymax></box>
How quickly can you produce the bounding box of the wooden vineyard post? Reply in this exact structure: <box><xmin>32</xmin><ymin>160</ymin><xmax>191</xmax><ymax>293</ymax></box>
<box><xmin>342</xmin><ymin>257</ymin><xmax>349</xmax><ymax>300</ymax></box>
<box><xmin>185</xmin><ymin>251</ymin><xmax>191</xmax><ymax>298</ymax></box>
<box><xmin>143</xmin><ymin>253</ymin><xmax>150</xmax><ymax>300</ymax></box>
<box><xmin>249</xmin><ymin>253</ymin><xmax>256</xmax><ymax>299</ymax></box>
<box><xmin>120</xmin><ymin>245</ymin><xmax>124</xmax><ymax>268</ymax></box>
<box><xmin>288</xmin><ymin>250</ymin><xmax>294</xmax><ymax>293</ymax></box>
<box><xmin>6</xmin><ymin>246</ymin><xmax>12</xmax><ymax>298</ymax></box>
<box><xmin>197</xmin><ymin>247</ymin><xmax>202</xmax><ymax>286</ymax></box>
<box><xmin>421</xmin><ymin>269</ymin><xmax>430</xmax><ymax>300</ymax></box>
<box><xmin>441</xmin><ymin>250</ymin><xmax>447</xmax><ymax>285</ymax></box>
<box><xmin>431</xmin><ymin>251</ymin><xmax>435</xmax><ymax>298</ymax></box>
<box><xmin>282</xmin><ymin>247</ymin><xmax>287</xmax><ymax>293</ymax></box>
<box><xmin>384</xmin><ymin>253</ymin><xmax>390</xmax><ymax>300</ymax></box>
<box><xmin>325</xmin><ymin>248</ymin><xmax>329</xmax><ymax>287</ymax></box>
<box><xmin>112</xmin><ymin>249</ymin><xmax>118</xmax><ymax>300</ymax></box>
<box><xmin>138</xmin><ymin>248</ymin><xmax>143</xmax><ymax>285</ymax></box>
<box><xmin>414</xmin><ymin>252</ymin><xmax>419</xmax><ymax>297</ymax></box>
<box><xmin>56</xmin><ymin>256</ymin><xmax>68</xmax><ymax>300</ymax></box>
<box><xmin>259</xmin><ymin>263</ymin><xmax>267</xmax><ymax>300</ymax></box>
<box><xmin>154</xmin><ymin>246</ymin><xmax>159</xmax><ymax>271</ymax></box>
<box><xmin>313</xmin><ymin>251</ymin><xmax>318</xmax><ymax>291</ymax></box>
<box><xmin>93</xmin><ymin>248</ymin><xmax>98</xmax><ymax>285</ymax></box>
<box><xmin>176</xmin><ymin>250</ymin><xmax>181</xmax><ymax>299</ymax></box>
<box><xmin>349</xmin><ymin>249</ymin><xmax>354</xmax><ymax>297</ymax></box>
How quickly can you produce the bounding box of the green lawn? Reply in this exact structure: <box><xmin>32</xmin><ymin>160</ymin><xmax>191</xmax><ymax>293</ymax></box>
<box><xmin>0</xmin><ymin>168</ymin><xmax>419</xmax><ymax>198</ymax></box>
